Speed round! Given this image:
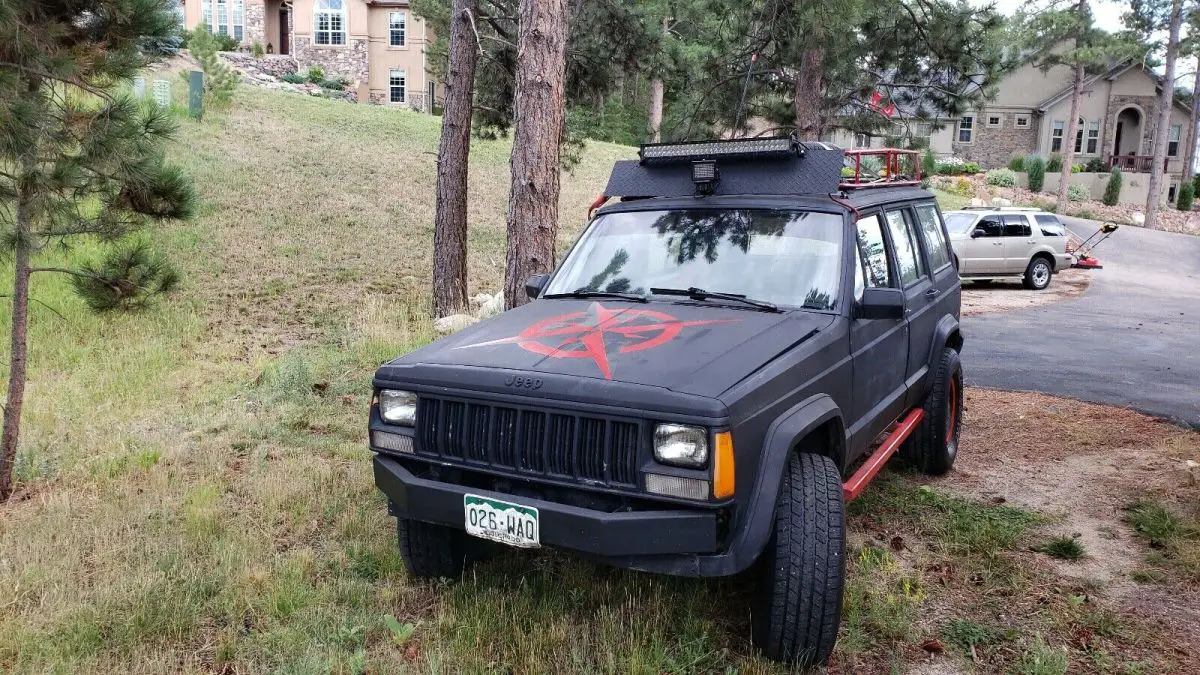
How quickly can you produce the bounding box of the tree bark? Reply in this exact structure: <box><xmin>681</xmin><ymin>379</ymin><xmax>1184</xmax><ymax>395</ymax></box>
<box><xmin>431</xmin><ymin>0</ymin><xmax>480</xmax><ymax>318</ymax></box>
<box><xmin>1185</xmin><ymin>54</ymin><xmax>1200</xmax><ymax>181</ymax></box>
<box><xmin>1</xmin><ymin>105</ymin><xmax>37</xmax><ymax>501</ymax></box>
<box><xmin>1056</xmin><ymin>3</ymin><xmax>1087</xmax><ymax>211</ymax></box>
<box><xmin>504</xmin><ymin>0</ymin><xmax>568</xmax><ymax>310</ymax></box>
<box><xmin>1145</xmin><ymin>0</ymin><xmax>1184</xmax><ymax>229</ymax></box>
<box><xmin>648</xmin><ymin>15</ymin><xmax>668</xmax><ymax>143</ymax></box>
<box><xmin>794</xmin><ymin>48</ymin><xmax>825</xmax><ymax>141</ymax></box>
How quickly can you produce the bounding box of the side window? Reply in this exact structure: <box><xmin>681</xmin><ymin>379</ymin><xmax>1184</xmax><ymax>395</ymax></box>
<box><xmin>976</xmin><ymin>216</ymin><xmax>1004</xmax><ymax>237</ymax></box>
<box><xmin>914</xmin><ymin>204</ymin><xmax>952</xmax><ymax>270</ymax></box>
<box><xmin>854</xmin><ymin>214</ymin><xmax>893</xmax><ymax>300</ymax></box>
<box><xmin>1035</xmin><ymin>214</ymin><xmax>1067</xmax><ymax>237</ymax></box>
<box><xmin>1003</xmin><ymin>215</ymin><xmax>1032</xmax><ymax>237</ymax></box>
<box><xmin>884</xmin><ymin>209</ymin><xmax>925</xmax><ymax>286</ymax></box>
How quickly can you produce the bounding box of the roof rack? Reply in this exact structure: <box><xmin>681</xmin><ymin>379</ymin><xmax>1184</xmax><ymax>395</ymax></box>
<box><xmin>839</xmin><ymin>148</ymin><xmax>923</xmax><ymax>190</ymax></box>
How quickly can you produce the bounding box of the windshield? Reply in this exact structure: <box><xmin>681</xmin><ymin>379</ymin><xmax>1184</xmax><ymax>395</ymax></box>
<box><xmin>545</xmin><ymin>209</ymin><xmax>844</xmax><ymax>310</ymax></box>
<box><xmin>944</xmin><ymin>212</ymin><xmax>978</xmax><ymax>235</ymax></box>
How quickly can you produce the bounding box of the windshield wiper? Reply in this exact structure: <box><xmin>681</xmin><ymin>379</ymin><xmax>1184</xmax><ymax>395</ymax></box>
<box><xmin>543</xmin><ymin>288</ymin><xmax>648</xmax><ymax>302</ymax></box>
<box><xmin>650</xmin><ymin>287</ymin><xmax>780</xmax><ymax>312</ymax></box>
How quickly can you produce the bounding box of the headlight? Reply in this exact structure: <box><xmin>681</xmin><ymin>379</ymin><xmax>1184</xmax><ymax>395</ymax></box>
<box><xmin>653</xmin><ymin>424</ymin><xmax>709</xmax><ymax>467</ymax></box>
<box><xmin>378</xmin><ymin>389</ymin><xmax>418</xmax><ymax>426</ymax></box>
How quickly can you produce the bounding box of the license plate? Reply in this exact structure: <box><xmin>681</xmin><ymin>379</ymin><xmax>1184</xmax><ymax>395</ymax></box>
<box><xmin>463</xmin><ymin>494</ymin><xmax>539</xmax><ymax>548</ymax></box>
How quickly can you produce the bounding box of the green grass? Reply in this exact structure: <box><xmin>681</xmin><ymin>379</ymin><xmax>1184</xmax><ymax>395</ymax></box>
<box><xmin>1123</xmin><ymin>499</ymin><xmax>1200</xmax><ymax>582</ymax></box>
<box><xmin>933</xmin><ymin>188</ymin><xmax>972</xmax><ymax>211</ymax></box>
<box><xmin>1038</xmin><ymin>535</ymin><xmax>1087</xmax><ymax>561</ymax></box>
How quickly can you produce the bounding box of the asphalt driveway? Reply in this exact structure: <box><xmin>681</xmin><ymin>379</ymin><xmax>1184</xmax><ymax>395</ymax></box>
<box><xmin>961</xmin><ymin>217</ymin><xmax>1200</xmax><ymax>428</ymax></box>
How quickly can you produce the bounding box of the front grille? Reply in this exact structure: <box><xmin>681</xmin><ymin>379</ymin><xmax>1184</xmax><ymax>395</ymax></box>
<box><xmin>415</xmin><ymin>397</ymin><xmax>641</xmax><ymax>488</ymax></box>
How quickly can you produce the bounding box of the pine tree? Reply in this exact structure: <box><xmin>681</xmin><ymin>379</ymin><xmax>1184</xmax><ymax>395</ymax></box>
<box><xmin>0</xmin><ymin>0</ymin><xmax>196</xmax><ymax>500</ymax></box>
<box><xmin>188</xmin><ymin>23</ymin><xmax>240</xmax><ymax>107</ymax></box>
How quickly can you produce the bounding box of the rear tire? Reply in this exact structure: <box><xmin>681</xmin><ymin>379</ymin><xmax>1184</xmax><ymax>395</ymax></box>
<box><xmin>897</xmin><ymin>347</ymin><xmax>962</xmax><ymax>475</ymax></box>
<box><xmin>1023</xmin><ymin>257</ymin><xmax>1053</xmax><ymax>290</ymax></box>
<box><xmin>752</xmin><ymin>453</ymin><xmax>846</xmax><ymax>667</ymax></box>
<box><xmin>397</xmin><ymin>518</ymin><xmax>474</xmax><ymax>579</ymax></box>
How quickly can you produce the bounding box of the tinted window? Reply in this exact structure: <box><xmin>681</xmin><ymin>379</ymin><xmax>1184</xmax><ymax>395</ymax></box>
<box><xmin>914</xmin><ymin>204</ymin><xmax>952</xmax><ymax>270</ymax></box>
<box><xmin>884</xmin><ymin>209</ymin><xmax>925</xmax><ymax>286</ymax></box>
<box><xmin>1035</xmin><ymin>214</ymin><xmax>1067</xmax><ymax>237</ymax></box>
<box><xmin>854</xmin><ymin>214</ymin><xmax>893</xmax><ymax>300</ymax></box>
<box><xmin>975</xmin><ymin>216</ymin><xmax>1003</xmax><ymax>237</ymax></box>
<box><xmin>944</xmin><ymin>212</ymin><xmax>978</xmax><ymax>235</ymax></box>
<box><xmin>1002</xmin><ymin>215</ymin><xmax>1032</xmax><ymax>237</ymax></box>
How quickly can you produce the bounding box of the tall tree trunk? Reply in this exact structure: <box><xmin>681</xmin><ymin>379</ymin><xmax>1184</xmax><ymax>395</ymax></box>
<box><xmin>504</xmin><ymin>0</ymin><xmax>568</xmax><ymax>310</ymax></box>
<box><xmin>1145</xmin><ymin>0</ymin><xmax>1184</xmax><ymax>229</ymax></box>
<box><xmin>1185</xmin><ymin>54</ymin><xmax>1200</xmax><ymax>181</ymax></box>
<box><xmin>648</xmin><ymin>15</ymin><xmax>668</xmax><ymax>143</ymax></box>
<box><xmin>431</xmin><ymin>0</ymin><xmax>480</xmax><ymax>318</ymax></box>
<box><xmin>1</xmin><ymin>125</ymin><xmax>36</xmax><ymax>501</ymax></box>
<box><xmin>1056</xmin><ymin>3</ymin><xmax>1087</xmax><ymax>211</ymax></box>
<box><xmin>794</xmin><ymin>48</ymin><xmax>824</xmax><ymax>141</ymax></box>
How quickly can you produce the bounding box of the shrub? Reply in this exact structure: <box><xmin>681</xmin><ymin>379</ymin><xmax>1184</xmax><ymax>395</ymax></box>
<box><xmin>280</xmin><ymin>73</ymin><xmax>306</xmax><ymax>84</ymax></box>
<box><xmin>1067</xmin><ymin>183</ymin><xmax>1089</xmax><ymax>202</ymax></box>
<box><xmin>1193</xmin><ymin>173</ymin><xmax>1200</xmax><ymax>197</ymax></box>
<box><xmin>922</xmin><ymin>148</ymin><xmax>937</xmax><ymax>178</ymax></box>
<box><xmin>1026</xmin><ymin>155</ymin><xmax>1047</xmax><ymax>192</ymax></box>
<box><xmin>985</xmin><ymin>168</ymin><xmax>1017</xmax><ymax>187</ymax></box>
<box><xmin>306</xmin><ymin>66</ymin><xmax>325</xmax><ymax>83</ymax></box>
<box><xmin>213</xmin><ymin>32</ymin><xmax>240</xmax><ymax>52</ymax></box>
<box><xmin>1102</xmin><ymin>169</ymin><xmax>1122</xmax><ymax>206</ymax></box>
<box><xmin>1085</xmin><ymin>158</ymin><xmax>1106</xmax><ymax>173</ymax></box>
<box><xmin>320</xmin><ymin>79</ymin><xmax>345</xmax><ymax>91</ymax></box>
<box><xmin>187</xmin><ymin>25</ymin><xmax>240</xmax><ymax>107</ymax></box>
<box><xmin>1177</xmin><ymin>181</ymin><xmax>1195</xmax><ymax>211</ymax></box>
<box><xmin>952</xmin><ymin>177</ymin><xmax>973</xmax><ymax>196</ymax></box>
<box><xmin>252</xmin><ymin>40</ymin><xmax>265</xmax><ymax>58</ymax></box>
<box><xmin>1071</xmin><ymin>163</ymin><xmax>1085</xmax><ymax>173</ymax></box>
<box><xmin>1046</xmin><ymin>153</ymin><xmax>1063</xmax><ymax>173</ymax></box>
<box><xmin>962</xmin><ymin>162</ymin><xmax>980</xmax><ymax>174</ymax></box>
<box><xmin>1008</xmin><ymin>154</ymin><xmax>1026</xmax><ymax>172</ymax></box>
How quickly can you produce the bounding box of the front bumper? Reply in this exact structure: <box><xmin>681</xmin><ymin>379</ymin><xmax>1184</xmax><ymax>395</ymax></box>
<box><xmin>374</xmin><ymin>454</ymin><xmax>733</xmax><ymax>575</ymax></box>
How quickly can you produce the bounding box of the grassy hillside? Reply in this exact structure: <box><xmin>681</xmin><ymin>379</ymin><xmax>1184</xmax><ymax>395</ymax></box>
<box><xmin>1</xmin><ymin>85</ymin><xmax>1192</xmax><ymax>674</ymax></box>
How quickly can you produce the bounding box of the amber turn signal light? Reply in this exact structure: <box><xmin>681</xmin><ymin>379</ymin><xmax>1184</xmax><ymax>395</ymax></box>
<box><xmin>713</xmin><ymin>431</ymin><xmax>735</xmax><ymax>499</ymax></box>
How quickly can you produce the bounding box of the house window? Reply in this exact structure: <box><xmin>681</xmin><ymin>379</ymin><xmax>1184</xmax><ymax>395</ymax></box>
<box><xmin>202</xmin><ymin>0</ymin><xmax>213</xmax><ymax>30</ymax></box>
<box><xmin>1168</xmin><ymin>124</ymin><xmax>1182</xmax><ymax>157</ymax></box>
<box><xmin>1169</xmin><ymin>183</ymin><xmax>1178</xmax><ymax>202</ymax></box>
<box><xmin>853</xmin><ymin>133</ymin><xmax>871</xmax><ymax>149</ymax></box>
<box><xmin>987</xmin><ymin>115</ymin><xmax>1002</xmax><ymax>127</ymax></box>
<box><xmin>1086</xmin><ymin>121</ymin><xmax>1099</xmax><ymax>154</ymax></box>
<box><xmin>232</xmin><ymin>0</ymin><xmax>244</xmax><ymax>41</ymax></box>
<box><xmin>1015</xmin><ymin>115</ymin><xmax>1030</xmax><ymax>128</ymax></box>
<box><xmin>390</xmin><ymin>12</ymin><xmax>407</xmax><ymax>47</ymax></box>
<box><xmin>216</xmin><ymin>0</ymin><xmax>228</xmax><ymax>35</ymax></box>
<box><xmin>1051</xmin><ymin>120</ymin><xmax>1064</xmax><ymax>153</ymax></box>
<box><xmin>314</xmin><ymin>0</ymin><xmax>347</xmax><ymax>46</ymax></box>
<box><xmin>958</xmin><ymin>116</ymin><xmax>974</xmax><ymax>143</ymax></box>
<box><xmin>390</xmin><ymin>70</ymin><xmax>406</xmax><ymax>103</ymax></box>
<box><xmin>1073</xmin><ymin>118</ymin><xmax>1085</xmax><ymax>154</ymax></box>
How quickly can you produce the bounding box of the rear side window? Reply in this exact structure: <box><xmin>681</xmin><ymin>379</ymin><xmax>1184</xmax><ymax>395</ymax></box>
<box><xmin>1036</xmin><ymin>214</ymin><xmax>1067</xmax><ymax>236</ymax></box>
<box><xmin>884</xmin><ymin>209</ymin><xmax>926</xmax><ymax>286</ymax></box>
<box><xmin>853</xmin><ymin>214</ymin><xmax>893</xmax><ymax>300</ymax></box>
<box><xmin>1002</xmin><ymin>215</ymin><xmax>1032</xmax><ymax>237</ymax></box>
<box><xmin>976</xmin><ymin>216</ymin><xmax>1004</xmax><ymax>237</ymax></box>
<box><xmin>914</xmin><ymin>204</ymin><xmax>952</xmax><ymax>270</ymax></box>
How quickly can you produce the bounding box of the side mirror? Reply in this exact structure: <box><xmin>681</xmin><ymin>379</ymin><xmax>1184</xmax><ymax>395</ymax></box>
<box><xmin>859</xmin><ymin>287</ymin><xmax>905</xmax><ymax>320</ymax></box>
<box><xmin>525</xmin><ymin>274</ymin><xmax>550</xmax><ymax>300</ymax></box>
<box><xmin>970</xmin><ymin>228</ymin><xmax>987</xmax><ymax>239</ymax></box>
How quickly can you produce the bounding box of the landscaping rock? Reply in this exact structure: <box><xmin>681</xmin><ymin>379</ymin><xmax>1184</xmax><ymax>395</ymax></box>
<box><xmin>434</xmin><ymin>314</ymin><xmax>478</xmax><ymax>335</ymax></box>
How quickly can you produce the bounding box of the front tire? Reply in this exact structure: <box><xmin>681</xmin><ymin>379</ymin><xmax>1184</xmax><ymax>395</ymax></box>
<box><xmin>752</xmin><ymin>453</ymin><xmax>846</xmax><ymax>667</ymax></box>
<box><xmin>1023</xmin><ymin>257</ymin><xmax>1053</xmax><ymax>290</ymax></box>
<box><xmin>897</xmin><ymin>347</ymin><xmax>963</xmax><ymax>475</ymax></box>
<box><xmin>397</xmin><ymin>518</ymin><xmax>474</xmax><ymax>579</ymax></box>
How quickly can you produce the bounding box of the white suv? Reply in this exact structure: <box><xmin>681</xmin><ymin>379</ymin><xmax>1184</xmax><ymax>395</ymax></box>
<box><xmin>943</xmin><ymin>208</ymin><xmax>1074</xmax><ymax>290</ymax></box>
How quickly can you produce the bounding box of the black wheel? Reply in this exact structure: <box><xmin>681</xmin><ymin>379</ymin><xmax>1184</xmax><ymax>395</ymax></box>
<box><xmin>397</xmin><ymin>518</ymin><xmax>474</xmax><ymax>579</ymax></box>
<box><xmin>897</xmin><ymin>347</ymin><xmax>963</xmax><ymax>475</ymax></box>
<box><xmin>752</xmin><ymin>453</ymin><xmax>846</xmax><ymax>668</ymax></box>
<box><xmin>1023</xmin><ymin>257</ymin><xmax>1053</xmax><ymax>290</ymax></box>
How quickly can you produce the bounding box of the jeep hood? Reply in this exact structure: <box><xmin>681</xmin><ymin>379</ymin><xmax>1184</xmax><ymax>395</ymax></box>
<box><xmin>377</xmin><ymin>299</ymin><xmax>834</xmax><ymax>399</ymax></box>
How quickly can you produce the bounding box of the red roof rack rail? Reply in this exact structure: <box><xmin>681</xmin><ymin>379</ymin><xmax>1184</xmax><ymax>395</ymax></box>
<box><xmin>839</xmin><ymin>148</ymin><xmax>923</xmax><ymax>190</ymax></box>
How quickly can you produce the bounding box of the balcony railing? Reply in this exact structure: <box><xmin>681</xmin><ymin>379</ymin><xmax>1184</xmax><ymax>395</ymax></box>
<box><xmin>1107</xmin><ymin>155</ymin><xmax>1170</xmax><ymax>173</ymax></box>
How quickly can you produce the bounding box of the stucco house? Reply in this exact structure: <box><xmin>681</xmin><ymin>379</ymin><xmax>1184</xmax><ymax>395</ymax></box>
<box><xmin>830</xmin><ymin>58</ymin><xmax>1195</xmax><ymax>201</ymax></box>
<box><xmin>181</xmin><ymin>0</ymin><xmax>438</xmax><ymax>108</ymax></box>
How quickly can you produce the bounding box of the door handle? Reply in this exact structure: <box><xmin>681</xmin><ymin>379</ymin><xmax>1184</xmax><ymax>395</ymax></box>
<box><xmin>924</xmin><ymin>288</ymin><xmax>940</xmax><ymax>300</ymax></box>
<box><xmin>993</xmin><ymin>242</ymin><xmax>1003</xmax><ymax>246</ymax></box>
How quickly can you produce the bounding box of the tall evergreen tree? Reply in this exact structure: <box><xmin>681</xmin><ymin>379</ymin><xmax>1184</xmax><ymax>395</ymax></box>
<box><xmin>0</xmin><ymin>0</ymin><xmax>195</xmax><ymax>500</ymax></box>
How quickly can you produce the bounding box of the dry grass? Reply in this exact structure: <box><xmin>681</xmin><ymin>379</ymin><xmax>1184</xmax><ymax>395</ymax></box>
<box><xmin>1</xmin><ymin>85</ymin><xmax>1197</xmax><ymax>673</ymax></box>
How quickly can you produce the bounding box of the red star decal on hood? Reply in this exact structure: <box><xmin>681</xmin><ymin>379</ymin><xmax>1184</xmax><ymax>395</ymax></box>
<box><xmin>460</xmin><ymin>302</ymin><xmax>736</xmax><ymax>379</ymax></box>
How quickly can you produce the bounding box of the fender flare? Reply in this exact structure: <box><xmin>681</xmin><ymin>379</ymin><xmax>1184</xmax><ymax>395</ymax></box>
<box><xmin>725</xmin><ymin>394</ymin><xmax>846</xmax><ymax>573</ymax></box>
<box><xmin>925</xmin><ymin>315</ymin><xmax>962</xmax><ymax>393</ymax></box>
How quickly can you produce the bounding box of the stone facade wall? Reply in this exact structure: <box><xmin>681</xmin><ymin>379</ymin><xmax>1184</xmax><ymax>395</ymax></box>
<box><xmin>220</xmin><ymin>52</ymin><xmax>298</xmax><ymax>78</ymax></box>
<box><xmin>244</xmin><ymin>0</ymin><xmax>267</xmax><ymax>46</ymax></box>
<box><xmin>293</xmin><ymin>37</ymin><xmax>370</xmax><ymax>86</ymax></box>
<box><xmin>951</xmin><ymin>119</ymin><xmax>1039</xmax><ymax>169</ymax></box>
<box><xmin>1103</xmin><ymin>94</ymin><xmax>1157</xmax><ymax>157</ymax></box>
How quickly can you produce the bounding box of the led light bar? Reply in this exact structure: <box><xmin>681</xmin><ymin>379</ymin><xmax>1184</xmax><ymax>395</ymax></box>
<box><xmin>639</xmin><ymin>136</ymin><xmax>801</xmax><ymax>165</ymax></box>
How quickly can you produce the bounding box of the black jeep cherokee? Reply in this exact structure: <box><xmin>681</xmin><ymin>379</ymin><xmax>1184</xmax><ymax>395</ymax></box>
<box><xmin>368</xmin><ymin>138</ymin><xmax>962</xmax><ymax>667</ymax></box>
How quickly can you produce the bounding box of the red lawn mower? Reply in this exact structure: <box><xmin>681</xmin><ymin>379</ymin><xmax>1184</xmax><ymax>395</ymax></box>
<box><xmin>1070</xmin><ymin>222</ymin><xmax>1119</xmax><ymax>269</ymax></box>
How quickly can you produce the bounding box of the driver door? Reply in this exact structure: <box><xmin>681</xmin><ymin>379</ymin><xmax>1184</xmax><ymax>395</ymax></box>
<box><xmin>959</xmin><ymin>215</ymin><xmax>1005</xmax><ymax>275</ymax></box>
